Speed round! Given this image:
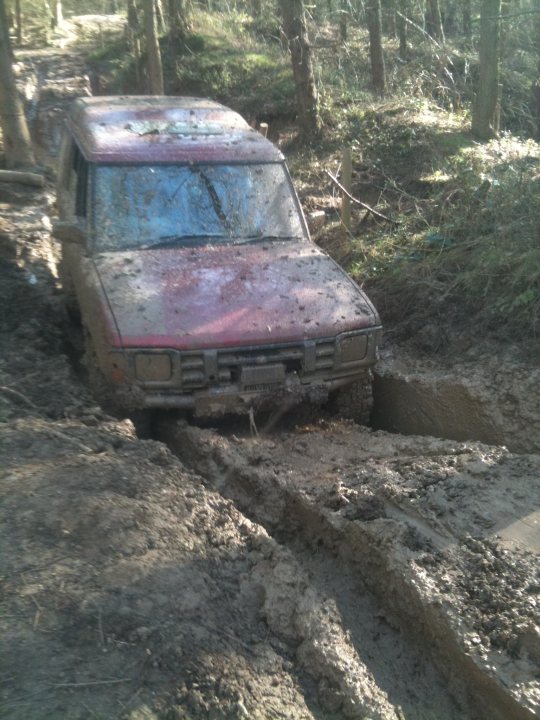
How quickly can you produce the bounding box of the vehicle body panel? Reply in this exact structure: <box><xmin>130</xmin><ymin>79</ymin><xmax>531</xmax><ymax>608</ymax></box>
<box><xmin>93</xmin><ymin>241</ymin><xmax>378</xmax><ymax>350</ymax></box>
<box><xmin>68</xmin><ymin>96</ymin><xmax>282</xmax><ymax>164</ymax></box>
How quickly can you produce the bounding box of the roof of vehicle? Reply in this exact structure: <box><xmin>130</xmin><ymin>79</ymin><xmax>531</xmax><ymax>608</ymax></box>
<box><xmin>67</xmin><ymin>96</ymin><xmax>284</xmax><ymax>164</ymax></box>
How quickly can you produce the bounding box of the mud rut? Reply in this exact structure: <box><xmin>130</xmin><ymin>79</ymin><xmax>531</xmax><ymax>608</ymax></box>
<box><xmin>1</xmin><ymin>19</ymin><xmax>538</xmax><ymax>720</ymax></box>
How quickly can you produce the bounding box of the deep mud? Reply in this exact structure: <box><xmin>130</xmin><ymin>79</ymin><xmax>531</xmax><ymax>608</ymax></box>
<box><xmin>1</xmin><ymin>17</ymin><xmax>539</xmax><ymax>720</ymax></box>
<box><xmin>165</xmin><ymin>420</ymin><xmax>539</xmax><ymax>720</ymax></box>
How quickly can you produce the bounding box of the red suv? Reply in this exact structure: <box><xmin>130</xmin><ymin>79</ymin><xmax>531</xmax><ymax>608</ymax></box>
<box><xmin>54</xmin><ymin>97</ymin><xmax>381</xmax><ymax>422</ymax></box>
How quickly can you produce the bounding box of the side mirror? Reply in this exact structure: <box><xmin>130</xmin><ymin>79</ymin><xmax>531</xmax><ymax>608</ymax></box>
<box><xmin>52</xmin><ymin>220</ymin><xmax>87</xmax><ymax>244</ymax></box>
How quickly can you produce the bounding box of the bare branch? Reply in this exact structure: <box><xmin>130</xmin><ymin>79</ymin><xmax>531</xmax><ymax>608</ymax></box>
<box><xmin>324</xmin><ymin>170</ymin><xmax>399</xmax><ymax>225</ymax></box>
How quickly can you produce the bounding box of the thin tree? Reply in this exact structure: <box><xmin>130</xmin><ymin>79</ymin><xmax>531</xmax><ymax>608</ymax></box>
<box><xmin>471</xmin><ymin>0</ymin><xmax>501</xmax><ymax>139</ymax></box>
<box><xmin>15</xmin><ymin>0</ymin><xmax>21</xmax><ymax>45</ymax></box>
<box><xmin>168</xmin><ymin>0</ymin><xmax>190</xmax><ymax>40</ymax></box>
<box><xmin>54</xmin><ymin>1</ymin><xmax>63</xmax><ymax>27</ymax></box>
<box><xmin>366</xmin><ymin>0</ymin><xmax>385</xmax><ymax>96</ymax></box>
<box><xmin>143</xmin><ymin>0</ymin><xmax>164</xmax><ymax>94</ymax></box>
<box><xmin>462</xmin><ymin>0</ymin><xmax>472</xmax><ymax>40</ymax></box>
<box><xmin>531</xmin><ymin>0</ymin><xmax>540</xmax><ymax>139</ymax></box>
<box><xmin>127</xmin><ymin>0</ymin><xmax>143</xmax><ymax>89</ymax></box>
<box><xmin>339</xmin><ymin>0</ymin><xmax>348</xmax><ymax>41</ymax></box>
<box><xmin>396</xmin><ymin>0</ymin><xmax>409</xmax><ymax>58</ymax></box>
<box><xmin>426</xmin><ymin>0</ymin><xmax>444</xmax><ymax>41</ymax></box>
<box><xmin>278</xmin><ymin>0</ymin><xmax>321</xmax><ymax>136</ymax></box>
<box><xmin>0</xmin><ymin>0</ymin><xmax>35</xmax><ymax>168</ymax></box>
<box><xmin>250</xmin><ymin>0</ymin><xmax>262</xmax><ymax>17</ymax></box>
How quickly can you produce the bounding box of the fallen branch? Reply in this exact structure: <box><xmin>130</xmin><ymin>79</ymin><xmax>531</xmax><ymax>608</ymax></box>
<box><xmin>49</xmin><ymin>678</ymin><xmax>130</xmax><ymax>689</ymax></box>
<box><xmin>39</xmin><ymin>426</ymin><xmax>94</xmax><ymax>454</ymax></box>
<box><xmin>0</xmin><ymin>385</ymin><xmax>38</xmax><ymax>408</ymax></box>
<box><xmin>324</xmin><ymin>170</ymin><xmax>399</xmax><ymax>225</ymax></box>
<box><xmin>0</xmin><ymin>170</ymin><xmax>45</xmax><ymax>187</ymax></box>
<box><xmin>396</xmin><ymin>11</ymin><xmax>442</xmax><ymax>48</ymax></box>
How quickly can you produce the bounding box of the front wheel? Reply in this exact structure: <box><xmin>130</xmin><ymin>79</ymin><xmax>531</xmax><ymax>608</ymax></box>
<box><xmin>331</xmin><ymin>372</ymin><xmax>374</xmax><ymax>425</ymax></box>
<box><xmin>83</xmin><ymin>329</ymin><xmax>151</xmax><ymax>434</ymax></box>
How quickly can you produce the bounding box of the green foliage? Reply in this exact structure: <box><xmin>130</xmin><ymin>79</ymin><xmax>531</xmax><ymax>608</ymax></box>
<box><xmin>166</xmin><ymin>11</ymin><xmax>294</xmax><ymax>118</ymax></box>
<box><xmin>342</xmin><ymin>124</ymin><xmax>540</xmax><ymax>340</ymax></box>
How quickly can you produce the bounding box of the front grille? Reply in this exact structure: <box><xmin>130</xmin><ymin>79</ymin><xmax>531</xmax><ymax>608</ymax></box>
<box><xmin>179</xmin><ymin>354</ymin><xmax>205</xmax><ymax>389</ymax></box>
<box><xmin>218</xmin><ymin>345</ymin><xmax>304</xmax><ymax>369</ymax></box>
<box><xmin>314</xmin><ymin>339</ymin><xmax>335</xmax><ymax>370</ymax></box>
<box><xmin>178</xmin><ymin>339</ymin><xmax>336</xmax><ymax>389</ymax></box>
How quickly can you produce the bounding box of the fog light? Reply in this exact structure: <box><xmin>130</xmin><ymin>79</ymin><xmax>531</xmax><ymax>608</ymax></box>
<box><xmin>109</xmin><ymin>352</ymin><xmax>129</xmax><ymax>384</ymax></box>
<box><xmin>111</xmin><ymin>366</ymin><xmax>125</xmax><ymax>383</ymax></box>
<box><xmin>135</xmin><ymin>353</ymin><xmax>172</xmax><ymax>381</ymax></box>
<box><xmin>339</xmin><ymin>334</ymin><xmax>368</xmax><ymax>363</ymax></box>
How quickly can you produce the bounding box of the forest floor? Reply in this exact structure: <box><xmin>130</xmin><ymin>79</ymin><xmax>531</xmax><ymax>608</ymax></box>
<box><xmin>0</xmin><ymin>16</ymin><xmax>539</xmax><ymax>720</ymax></box>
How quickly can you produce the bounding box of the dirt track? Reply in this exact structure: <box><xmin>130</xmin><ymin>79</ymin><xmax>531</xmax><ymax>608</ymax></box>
<box><xmin>0</xmin><ymin>19</ymin><xmax>539</xmax><ymax>720</ymax></box>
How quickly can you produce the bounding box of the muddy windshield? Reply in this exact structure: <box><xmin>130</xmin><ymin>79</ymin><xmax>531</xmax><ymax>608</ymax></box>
<box><xmin>92</xmin><ymin>163</ymin><xmax>305</xmax><ymax>251</ymax></box>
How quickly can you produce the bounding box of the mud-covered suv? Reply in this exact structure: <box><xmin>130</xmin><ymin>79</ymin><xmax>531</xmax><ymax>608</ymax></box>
<box><xmin>54</xmin><ymin>96</ymin><xmax>382</xmax><ymax>421</ymax></box>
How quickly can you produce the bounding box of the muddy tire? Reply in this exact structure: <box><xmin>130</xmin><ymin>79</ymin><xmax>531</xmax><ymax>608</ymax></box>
<box><xmin>130</xmin><ymin>410</ymin><xmax>153</xmax><ymax>438</ymax></box>
<box><xmin>332</xmin><ymin>372</ymin><xmax>374</xmax><ymax>425</ymax></box>
<box><xmin>83</xmin><ymin>330</ymin><xmax>152</xmax><ymax>434</ymax></box>
<box><xmin>63</xmin><ymin>281</ymin><xmax>80</xmax><ymax>324</ymax></box>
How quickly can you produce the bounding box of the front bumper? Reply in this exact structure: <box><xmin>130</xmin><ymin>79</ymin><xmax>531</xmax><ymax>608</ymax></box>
<box><xmin>108</xmin><ymin>327</ymin><xmax>382</xmax><ymax>414</ymax></box>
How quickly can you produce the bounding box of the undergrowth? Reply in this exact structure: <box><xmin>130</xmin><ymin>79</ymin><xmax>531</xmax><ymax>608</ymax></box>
<box><xmin>345</xmin><ymin>133</ymin><xmax>540</xmax><ymax>343</ymax></box>
<box><xmin>165</xmin><ymin>12</ymin><xmax>294</xmax><ymax>120</ymax></box>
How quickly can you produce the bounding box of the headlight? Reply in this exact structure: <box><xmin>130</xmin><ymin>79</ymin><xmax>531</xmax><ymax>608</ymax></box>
<box><xmin>134</xmin><ymin>352</ymin><xmax>172</xmax><ymax>381</ymax></box>
<box><xmin>338</xmin><ymin>333</ymin><xmax>368</xmax><ymax>364</ymax></box>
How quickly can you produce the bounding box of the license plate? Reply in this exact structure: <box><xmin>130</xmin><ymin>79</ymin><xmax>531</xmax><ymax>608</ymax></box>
<box><xmin>240</xmin><ymin>364</ymin><xmax>285</xmax><ymax>391</ymax></box>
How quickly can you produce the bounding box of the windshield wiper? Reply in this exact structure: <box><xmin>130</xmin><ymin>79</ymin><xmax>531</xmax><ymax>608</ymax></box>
<box><xmin>235</xmin><ymin>235</ymin><xmax>299</xmax><ymax>244</ymax></box>
<box><xmin>144</xmin><ymin>234</ymin><xmax>225</xmax><ymax>249</ymax></box>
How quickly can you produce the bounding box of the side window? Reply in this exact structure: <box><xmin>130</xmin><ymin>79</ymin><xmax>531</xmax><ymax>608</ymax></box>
<box><xmin>71</xmin><ymin>144</ymin><xmax>88</xmax><ymax>218</ymax></box>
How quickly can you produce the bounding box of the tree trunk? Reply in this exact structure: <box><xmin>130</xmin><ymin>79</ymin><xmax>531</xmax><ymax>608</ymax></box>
<box><xmin>250</xmin><ymin>0</ymin><xmax>262</xmax><ymax>17</ymax></box>
<box><xmin>531</xmin><ymin>0</ymin><xmax>540</xmax><ymax>138</ymax></box>
<box><xmin>143</xmin><ymin>0</ymin><xmax>164</xmax><ymax>95</ymax></box>
<box><xmin>366</xmin><ymin>0</ymin><xmax>385</xmax><ymax>96</ymax></box>
<box><xmin>155</xmin><ymin>0</ymin><xmax>165</xmax><ymax>34</ymax></box>
<box><xmin>426</xmin><ymin>0</ymin><xmax>444</xmax><ymax>41</ymax></box>
<box><xmin>15</xmin><ymin>0</ymin><xmax>21</xmax><ymax>45</ymax></box>
<box><xmin>339</xmin><ymin>0</ymin><xmax>348</xmax><ymax>41</ymax></box>
<box><xmin>397</xmin><ymin>0</ymin><xmax>408</xmax><ymax>58</ymax></box>
<box><xmin>471</xmin><ymin>0</ymin><xmax>501</xmax><ymax>140</ymax></box>
<box><xmin>168</xmin><ymin>0</ymin><xmax>190</xmax><ymax>40</ymax></box>
<box><xmin>534</xmin><ymin>0</ymin><xmax>540</xmax><ymax>73</ymax></box>
<box><xmin>0</xmin><ymin>0</ymin><xmax>35</xmax><ymax>169</ymax></box>
<box><xmin>462</xmin><ymin>0</ymin><xmax>472</xmax><ymax>39</ymax></box>
<box><xmin>55</xmin><ymin>1</ymin><xmax>63</xmax><ymax>27</ymax></box>
<box><xmin>127</xmin><ymin>0</ymin><xmax>142</xmax><ymax>88</ymax></box>
<box><xmin>278</xmin><ymin>0</ymin><xmax>321</xmax><ymax>137</ymax></box>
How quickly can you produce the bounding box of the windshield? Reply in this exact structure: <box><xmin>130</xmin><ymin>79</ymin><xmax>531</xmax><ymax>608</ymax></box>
<box><xmin>92</xmin><ymin>163</ymin><xmax>305</xmax><ymax>251</ymax></box>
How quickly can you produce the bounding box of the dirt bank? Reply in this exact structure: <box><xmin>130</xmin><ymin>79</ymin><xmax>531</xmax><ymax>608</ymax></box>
<box><xmin>373</xmin><ymin>345</ymin><xmax>540</xmax><ymax>454</ymax></box>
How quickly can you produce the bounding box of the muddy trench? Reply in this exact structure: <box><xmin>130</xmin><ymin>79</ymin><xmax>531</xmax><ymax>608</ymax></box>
<box><xmin>2</xmin><ymin>20</ymin><xmax>539</xmax><ymax>720</ymax></box>
<box><xmin>151</xmin><ymin>416</ymin><xmax>538</xmax><ymax>720</ymax></box>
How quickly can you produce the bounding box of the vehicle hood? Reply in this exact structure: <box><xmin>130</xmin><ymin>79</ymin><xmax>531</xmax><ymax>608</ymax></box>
<box><xmin>93</xmin><ymin>240</ymin><xmax>380</xmax><ymax>350</ymax></box>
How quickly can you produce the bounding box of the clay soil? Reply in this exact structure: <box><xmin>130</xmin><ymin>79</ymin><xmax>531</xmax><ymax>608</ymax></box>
<box><xmin>1</xmin><ymin>18</ymin><xmax>539</xmax><ymax>720</ymax></box>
